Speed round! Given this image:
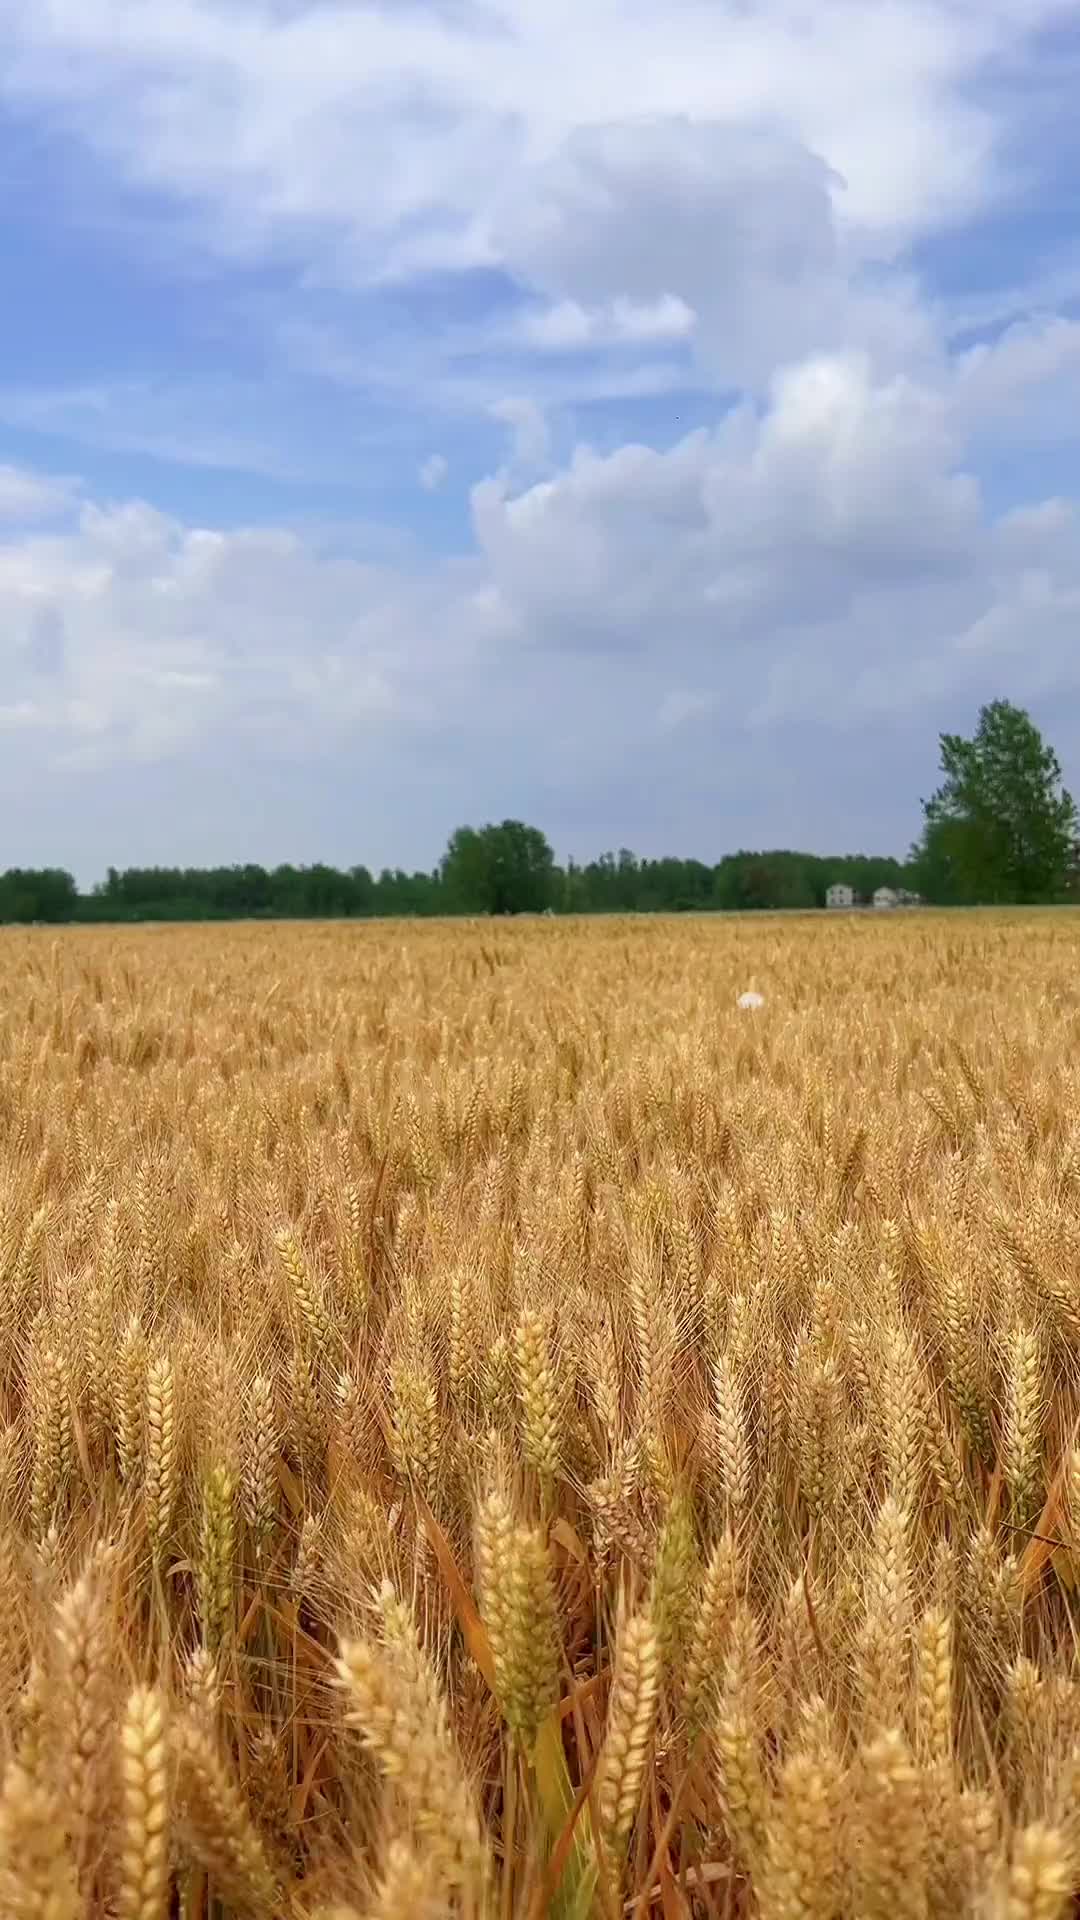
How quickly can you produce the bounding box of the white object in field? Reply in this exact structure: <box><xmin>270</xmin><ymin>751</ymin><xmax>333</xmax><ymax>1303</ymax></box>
<box><xmin>737</xmin><ymin>990</ymin><xmax>765</xmax><ymax>1010</ymax></box>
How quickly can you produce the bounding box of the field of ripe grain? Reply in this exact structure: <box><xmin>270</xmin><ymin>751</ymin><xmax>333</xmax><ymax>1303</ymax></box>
<box><xmin>5</xmin><ymin>912</ymin><xmax>1080</xmax><ymax>1919</ymax></box>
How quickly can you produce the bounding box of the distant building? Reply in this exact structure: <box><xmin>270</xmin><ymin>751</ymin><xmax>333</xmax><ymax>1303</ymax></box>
<box><xmin>826</xmin><ymin>882</ymin><xmax>855</xmax><ymax>909</ymax></box>
<box><xmin>873</xmin><ymin>886</ymin><xmax>899</xmax><ymax>910</ymax></box>
<box><xmin>896</xmin><ymin>888</ymin><xmax>922</xmax><ymax>907</ymax></box>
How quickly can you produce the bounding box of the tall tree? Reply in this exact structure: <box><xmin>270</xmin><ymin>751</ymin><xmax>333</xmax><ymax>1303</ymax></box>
<box><xmin>441</xmin><ymin>820</ymin><xmax>556</xmax><ymax>914</ymax></box>
<box><xmin>915</xmin><ymin>700</ymin><xmax>1077</xmax><ymax>904</ymax></box>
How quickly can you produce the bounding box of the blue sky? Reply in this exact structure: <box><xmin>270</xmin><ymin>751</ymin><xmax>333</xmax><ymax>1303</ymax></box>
<box><xmin>1</xmin><ymin>0</ymin><xmax>1080</xmax><ymax>885</ymax></box>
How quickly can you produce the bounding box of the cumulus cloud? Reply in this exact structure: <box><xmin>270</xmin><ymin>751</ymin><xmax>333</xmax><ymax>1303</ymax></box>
<box><xmin>0</xmin><ymin>0</ymin><xmax>1078</xmax><ymax>872</ymax></box>
<box><xmin>0</xmin><ymin>0</ymin><xmax>1072</xmax><ymax>422</ymax></box>
<box><xmin>0</xmin><ymin>464</ymin><xmax>77</xmax><ymax>522</ymax></box>
<box><xmin>470</xmin><ymin>351</ymin><xmax>984</xmax><ymax>657</ymax></box>
<box><xmin>489</xmin><ymin>397</ymin><xmax>551</xmax><ymax>474</ymax></box>
<box><xmin>487</xmin><ymin>121</ymin><xmax>856</xmax><ymax>386</ymax></box>
<box><xmin>2</xmin><ymin>0</ymin><xmax>1067</xmax><ymax>268</ymax></box>
<box><xmin>512</xmin><ymin>295</ymin><xmax>697</xmax><ymax>353</ymax></box>
<box><xmin>953</xmin><ymin>316</ymin><xmax>1080</xmax><ymax>446</ymax></box>
<box><xmin>2</xmin><ymin>338</ymin><xmax>1079</xmax><ymax>845</ymax></box>
<box><xmin>658</xmin><ymin>689</ymin><xmax>714</xmax><ymax>733</ymax></box>
<box><xmin>0</xmin><ymin>500</ymin><xmax>442</xmax><ymax>771</ymax></box>
<box><xmin>419</xmin><ymin>452</ymin><xmax>448</xmax><ymax>491</ymax></box>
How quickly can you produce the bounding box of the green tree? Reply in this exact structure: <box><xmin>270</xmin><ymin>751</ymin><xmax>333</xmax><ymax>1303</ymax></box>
<box><xmin>441</xmin><ymin>820</ymin><xmax>556</xmax><ymax>914</ymax></box>
<box><xmin>0</xmin><ymin>868</ymin><xmax>78</xmax><ymax>922</ymax></box>
<box><xmin>914</xmin><ymin>700</ymin><xmax>1077</xmax><ymax>904</ymax></box>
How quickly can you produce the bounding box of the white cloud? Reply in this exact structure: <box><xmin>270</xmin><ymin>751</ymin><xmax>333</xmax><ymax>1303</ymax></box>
<box><xmin>489</xmin><ymin>396</ymin><xmax>551</xmax><ymax>473</ymax></box>
<box><xmin>487</xmin><ymin>121</ymin><xmax>858</xmax><ymax>387</ymax></box>
<box><xmin>419</xmin><ymin>452</ymin><xmax>448</xmax><ymax>491</ymax></box>
<box><xmin>470</xmin><ymin>351</ymin><xmax>984</xmax><ymax>657</ymax></box>
<box><xmin>1</xmin><ymin>0</ymin><xmax>1071</xmax><ymax>276</ymax></box>
<box><xmin>0</xmin><ymin>497</ymin><xmax>470</xmax><ymax>773</ymax></box>
<box><xmin>953</xmin><ymin>316</ymin><xmax>1080</xmax><ymax>445</ymax></box>
<box><xmin>658</xmin><ymin>689</ymin><xmax>714</xmax><ymax>732</ymax></box>
<box><xmin>2</xmin><ymin>0</ymin><xmax>1074</xmax><ymax>477</ymax></box>
<box><xmin>2</xmin><ymin>341</ymin><xmax>1079</xmax><ymax>818</ymax></box>
<box><xmin>0</xmin><ymin>464</ymin><xmax>76</xmax><ymax>521</ymax></box>
<box><xmin>0</xmin><ymin>3</ymin><xmax>1076</xmax><ymax>878</ymax></box>
<box><xmin>513</xmin><ymin>295</ymin><xmax>697</xmax><ymax>353</ymax></box>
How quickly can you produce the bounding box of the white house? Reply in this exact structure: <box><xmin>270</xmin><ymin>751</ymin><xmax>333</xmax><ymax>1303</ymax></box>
<box><xmin>873</xmin><ymin>886</ymin><xmax>899</xmax><ymax>910</ymax></box>
<box><xmin>826</xmin><ymin>883</ymin><xmax>855</xmax><ymax>909</ymax></box>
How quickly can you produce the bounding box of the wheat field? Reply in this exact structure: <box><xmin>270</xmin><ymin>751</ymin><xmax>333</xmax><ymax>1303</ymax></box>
<box><xmin>4</xmin><ymin>911</ymin><xmax>1080</xmax><ymax>1918</ymax></box>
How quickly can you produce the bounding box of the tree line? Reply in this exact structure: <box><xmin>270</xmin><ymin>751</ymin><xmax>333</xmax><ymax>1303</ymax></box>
<box><xmin>0</xmin><ymin>846</ymin><xmax>917</xmax><ymax>923</ymax></box>
<box><xmin>1</xmin><ymin>701</ymin><xmax>1075</xmax><ymax>922</ymax></box>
